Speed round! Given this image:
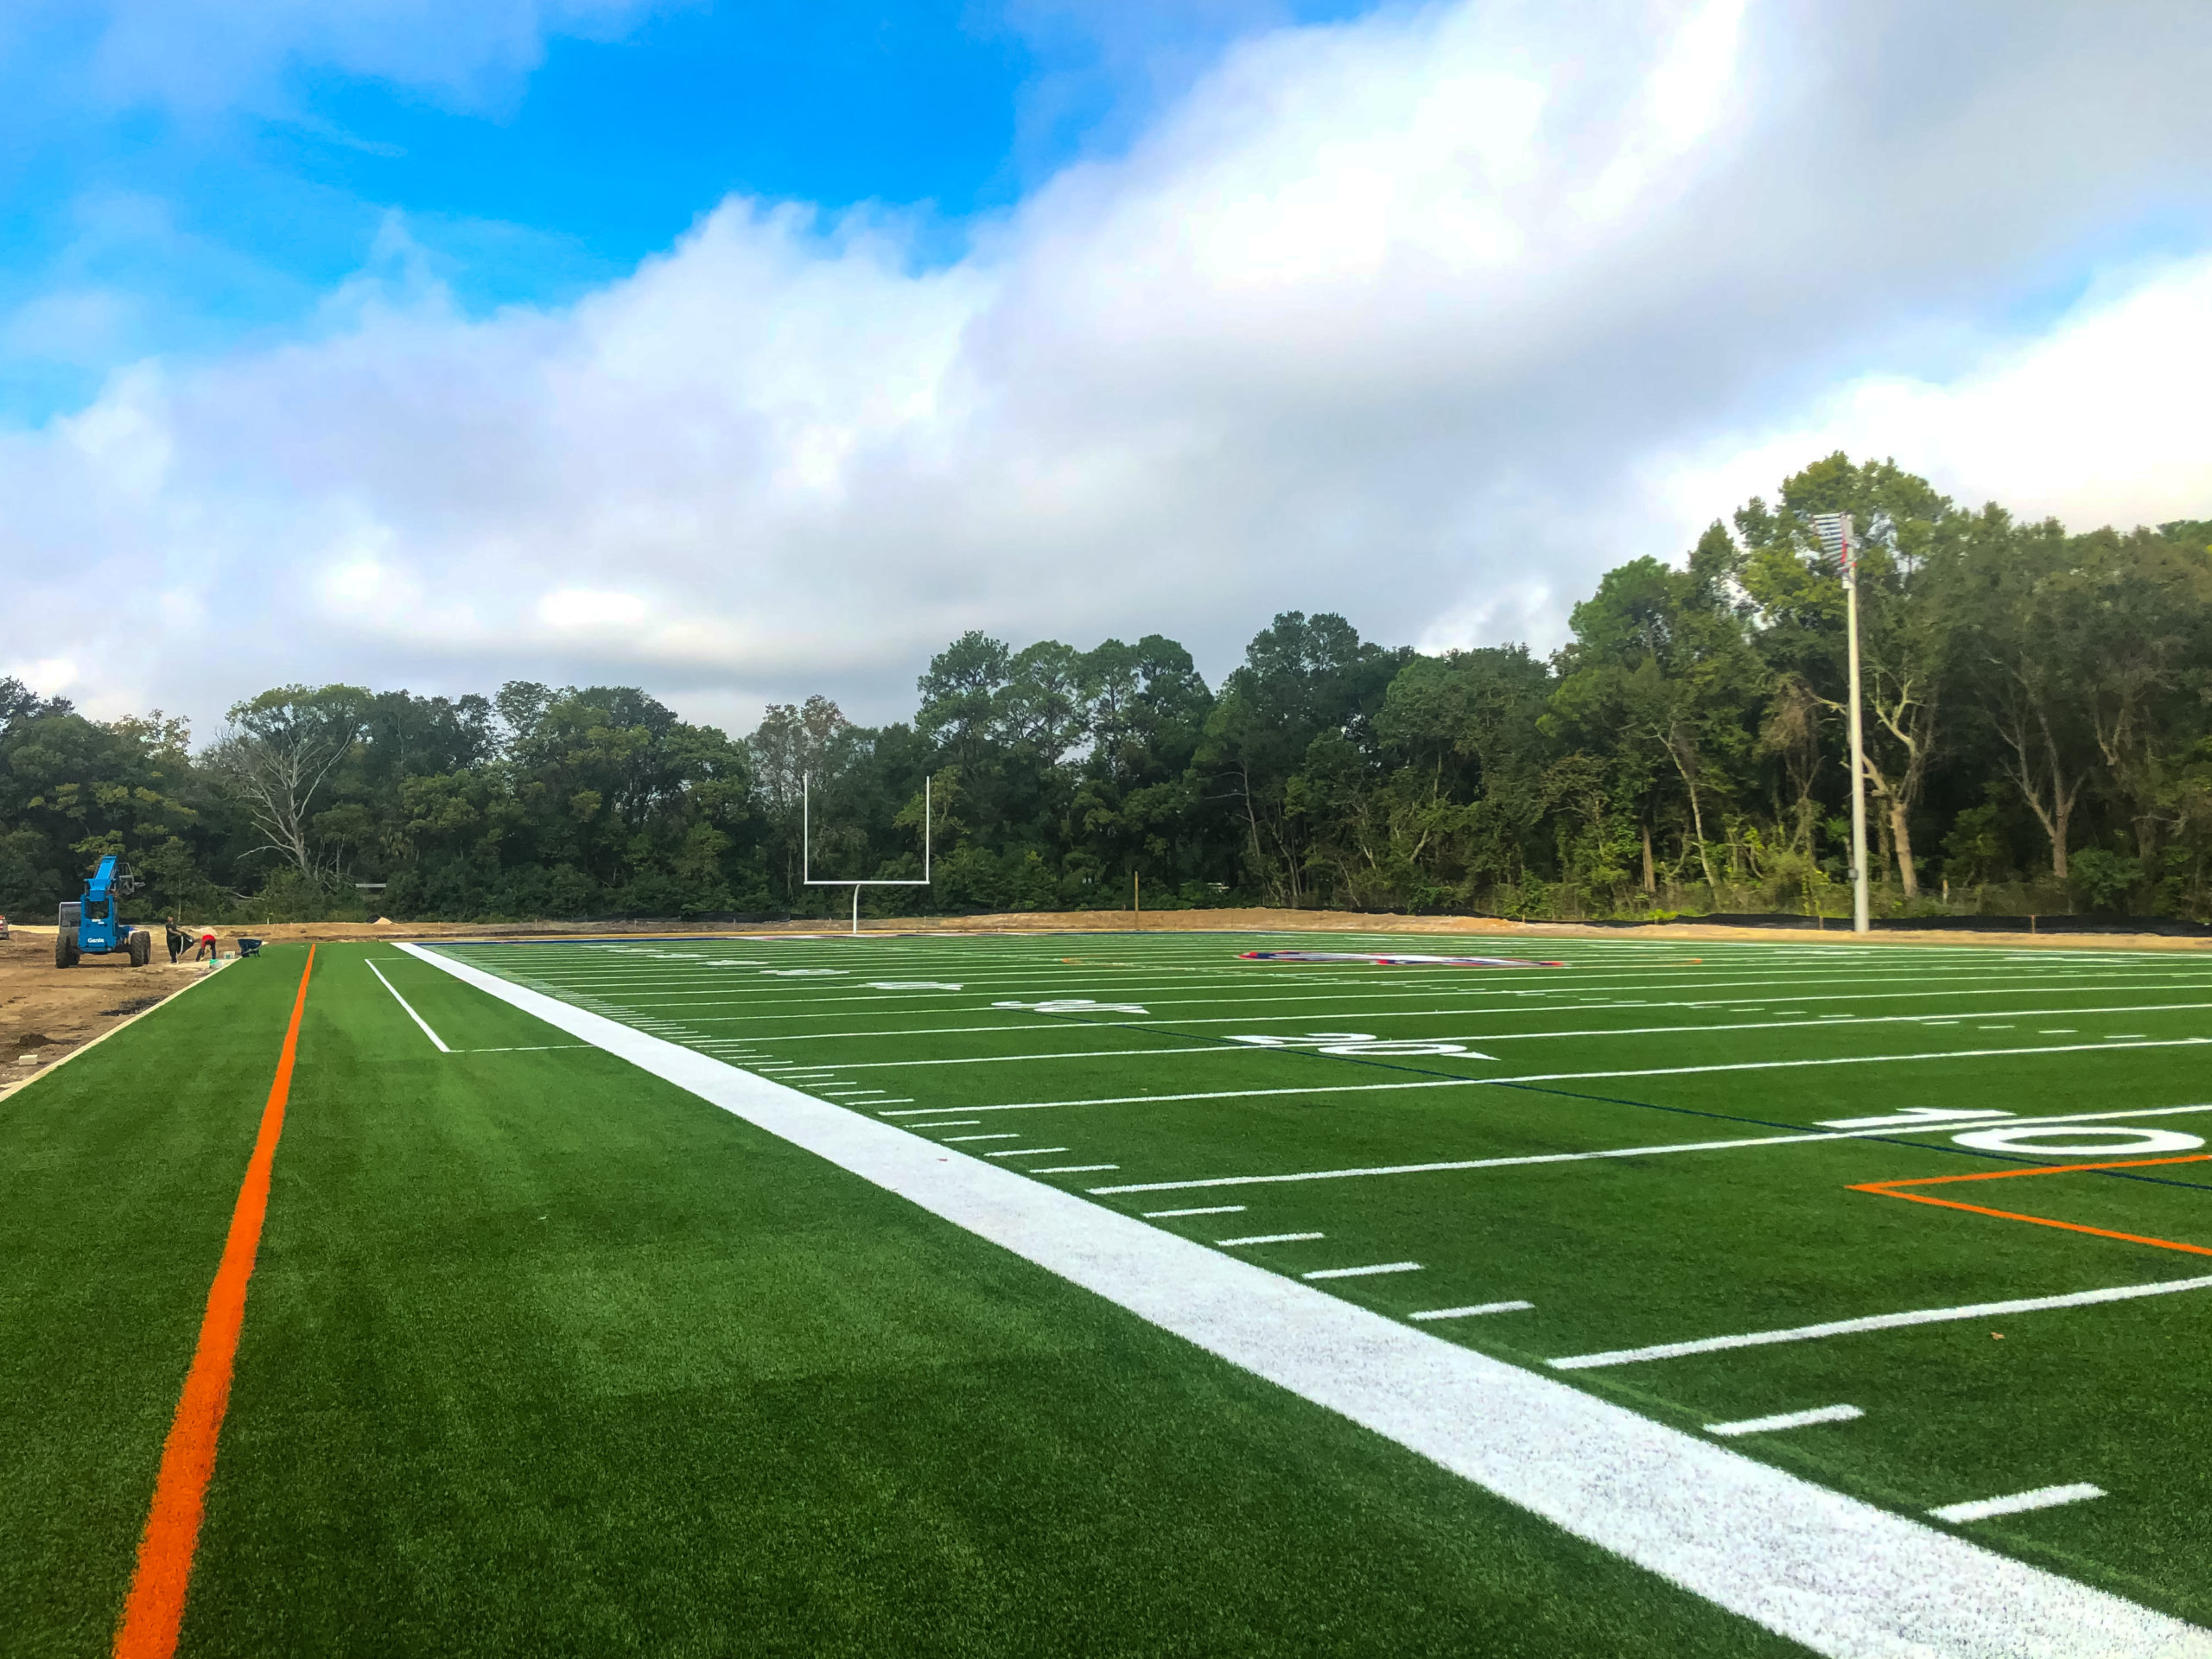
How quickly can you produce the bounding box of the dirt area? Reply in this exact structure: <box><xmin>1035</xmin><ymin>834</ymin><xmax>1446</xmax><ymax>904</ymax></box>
<box><xmin>3</xmin><ymin>904</ymin><xmax>2199</xmax><ymax>1099</ymax></box>
<box><xmin>0</xmin><ymin>928</ymin><xmax>217</xmax><ymax>1100</ymax></box>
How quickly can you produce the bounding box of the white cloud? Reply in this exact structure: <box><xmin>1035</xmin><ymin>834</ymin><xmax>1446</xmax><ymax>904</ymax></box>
<box><xmin>1644</xmin><ymin>255</ymin><xmax>2212</xmax><ymax>543</ymax></box>
<box><xmin>539</xmin><ymin>589</ymin><xmax>649</xmax><ymax>628</ymax></box>
<box><xmin>3</xmin><ymin>0</ymin><xmax>2212</xmax><ymax>735</ymax></box>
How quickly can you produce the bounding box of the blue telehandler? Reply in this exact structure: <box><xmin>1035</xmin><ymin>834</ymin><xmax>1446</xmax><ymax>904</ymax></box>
<box><xmin>56</xmin><ymin>855</ymin><xmax>152</xmax><ymax>968</ymax></box>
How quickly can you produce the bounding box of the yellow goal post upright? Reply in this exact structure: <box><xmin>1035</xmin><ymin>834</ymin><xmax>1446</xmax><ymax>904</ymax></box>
<box><xmin>802</xmin><ymin>773</ymin><xmax>933</xmax><ymax>936</ymax></box>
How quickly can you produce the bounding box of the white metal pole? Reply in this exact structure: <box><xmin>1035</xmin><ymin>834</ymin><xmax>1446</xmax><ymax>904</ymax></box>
<box><xmin>852</xmin><ymin>885</ymin><xmax>860</xmax><ymax>937</ymax></box>
<box><xmin>1843</xmin><ymin>518</ymin><xmax>1872</xmax><ymax>934</ymax></box>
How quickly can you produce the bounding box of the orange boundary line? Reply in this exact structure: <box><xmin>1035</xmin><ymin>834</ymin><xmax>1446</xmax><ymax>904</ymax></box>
<box><xmin>113</xmin><ymin>945</ymin><xmax>315</xmax><ymax>1659</ymax></box>
<box><xmin>1849</xmin><ymin>1154</ymin><xmax>2212</xmax><ymax>1259</ymax></box>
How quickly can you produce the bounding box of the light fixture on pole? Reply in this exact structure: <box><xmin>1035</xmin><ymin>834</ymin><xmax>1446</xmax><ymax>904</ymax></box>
<box><xmin>1811</xmin><ymin>512</ymin><xmax>1871</xmax><ymax>934</ymax></box>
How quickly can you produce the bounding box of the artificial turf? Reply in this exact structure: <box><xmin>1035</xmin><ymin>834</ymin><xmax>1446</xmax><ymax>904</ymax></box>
<box><xmin>3</xmin><ymin>930</ymin><xmax>2208</xmax><ymax>1654</ymax></box>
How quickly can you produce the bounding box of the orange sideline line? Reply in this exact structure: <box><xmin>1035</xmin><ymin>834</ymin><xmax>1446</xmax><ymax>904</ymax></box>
<box><xmin>113</xmin><ymin>946</ymin><xmax>315</xmax><ymax>1659</ymax></box>
<box><xmin>1850</xmin><ymin>1154</ymin><xmax>2212</xmax><ymax>1258</ymax></box>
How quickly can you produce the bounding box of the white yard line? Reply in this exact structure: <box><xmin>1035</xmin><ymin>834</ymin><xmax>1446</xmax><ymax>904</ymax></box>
<box><xmin>536</xmin><ymin>969</ymin><xmax>2212</xmax><ymax>1039</ymax></box>
<box><xmin>1084</xmin><ymin>1103</ymin><xmax>2212</xmax><ymax>1196</ymax></box>
<box><xmin>1549</xmin><ymin>1277</ymin><xmax>2212</xmax><ymax>1370</ymax></box>
<box><xmin>1144</xmin><ymin>1205</ymin><xmax>1246</xmax><ymax>1217</ymax></box>
<box><xmin>1410</xmin><ymin>1301</ymin><xmax>1534</xmax><ymax>1320</ymax></box>
<box><xmin>1302</xmin><ymin>1262</ymin><xmax>1422</xmax><ymax>1280</ymax></box>
<box><xmin>367</xmin><ymin>959</ymin><xmax>450</xmax><ymax>1052</ymax></box>
<box><xmin>1217</xmin><ymin>1232</ymin><xmax>1326</xmax><ymax>1247</ymax></box>
<box><xmin>730</xmin><ymin>998</ymin><xmax>2212</xmax><ymax>1072</ymax></box>
<box><xmin>398</xmin><ymin>942</ymin><xmax>2212</xmax><ymax>1659</ymax></box>
<box><xmin>959</xmin><ymin>1037</ymin><xmax>2212</xmax><ymax>1119</ymax></box>
<box><xmin>1929</xmin><ymin>1484</ymin><xmax>2105</xmax><ymax>1525</ymax></box>
<box><xmin>449</xmin><ymin>1044</ymin><xmax>591</xmax><ymax>1052</ymax></box>
<box><xmin>1706</xmin><ymin>1405</ymin><xmax>1865</xmax><ymax>1437</ymax></box>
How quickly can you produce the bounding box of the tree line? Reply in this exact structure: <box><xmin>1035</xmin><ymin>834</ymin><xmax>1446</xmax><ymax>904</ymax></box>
<box><xmin>4</xmin><ymin>454</ymin><xmax>2209</xmax><ymax>925</ymax></box>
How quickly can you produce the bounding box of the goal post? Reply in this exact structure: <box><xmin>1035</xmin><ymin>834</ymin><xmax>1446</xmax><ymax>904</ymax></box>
<box><xmin>802</xmin><ymin>773</ymin><xmax>932</xmax><ymax>935</ymax></box>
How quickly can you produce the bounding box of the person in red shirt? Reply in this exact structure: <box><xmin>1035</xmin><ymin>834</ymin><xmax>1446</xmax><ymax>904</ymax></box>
<box><xmin>195</xmin><ymin>930</ymin><xmax>218</xmax><ymax>962</ymax></box>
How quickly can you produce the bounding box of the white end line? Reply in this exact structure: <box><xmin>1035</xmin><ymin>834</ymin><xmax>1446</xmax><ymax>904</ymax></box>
<box><xmin>367</xmin><ymin>960</ymin><xmax>450</xmax><ymax>1052</ymax></box>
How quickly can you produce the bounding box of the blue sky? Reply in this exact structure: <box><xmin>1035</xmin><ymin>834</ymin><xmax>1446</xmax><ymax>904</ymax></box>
<box><xmin>3</xmin><ymin>1</ymin><xmax>2209</xmax><ymax>738</ymax></box>
<box><xmin>0</xmin><ymin>1</ymin><xmax>1363</xmax><ymax>423</ymax></box>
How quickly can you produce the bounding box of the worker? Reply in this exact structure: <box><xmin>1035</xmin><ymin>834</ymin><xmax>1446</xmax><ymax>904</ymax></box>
<box><xmin>164</xmin><ymin>916</ymin><xmax>188</xmax><ymax>963</ymax></box>
<box><xmin>194</xmin><ymin>929</ymin><xmax>219</xmax><ymax>962</ymax></box>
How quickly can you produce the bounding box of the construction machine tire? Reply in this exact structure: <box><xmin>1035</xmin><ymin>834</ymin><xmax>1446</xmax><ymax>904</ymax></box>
<box><xmin>129</xmin><ymin>930</ymin><xmax>152</xmax><ymax>967</ymax></box>
<box><xmin>56</xmin><ymin>928</ymin><xmax>79</xmax><ymax>968</ymax></box>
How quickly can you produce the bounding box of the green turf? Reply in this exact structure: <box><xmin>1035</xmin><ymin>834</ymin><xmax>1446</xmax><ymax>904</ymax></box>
<box><xmin>0</xmin><ymin>957</ymin><xmax>302</xmax><ymax>1657</ymax></box>
<box><xmin>1</xmin><ymin>939</ymin><xmax>1808</xmax><ymax>1657</ymax></box>
<box><xmin>5</xmin><ymin>930</ymin><xmax>2209</xmax><ymax>1652</ymax></box>
<box><xmin>447</xmin><ymin>929</ymin><xmax>2212</xmax><ymax>1627</ymax></box>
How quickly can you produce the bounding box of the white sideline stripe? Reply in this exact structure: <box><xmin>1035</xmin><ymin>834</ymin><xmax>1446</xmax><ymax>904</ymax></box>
<box><xmin>1550</xmin><ymin>1276</ymin><xmax>2212</xmax><ymax>1370</ymax></box>
<box><xmin>1084</xmin><ymin>1103</ymin><xmax>2212</xmax><ymax>1195</ymax></box>
<box><xmin>1144</xmin><ymin>1205</ymin><xmax>1247</xmax><ymax>1217</ymax></box>
<box><xmin>1303</xmin><ymin>1262</ymin><xmax>1422</xmax><ymax>1280</ymax></box>
<box><xmin>1930</xmin><ymin>1484</ymin><xmax>2105</xmax><ymax>1525</ymax></box>
<box><xmin>367</xmin><ymin>960</ymin><xmax>450</xmax><ymax>1052</ymax></box>
<box><xmin>978</xmin><ymin>1037</ymin><xmax>2212</xmax><ymax>1116</ymax></box>
<box><xmin>395</xmin><ymin>943</ymin><xmax>2212</xmax><ymax>1659</ymax></box>
<box><xmin>1411</xmin><ymin>1301</ymin><xmax>1535</xmax><ymax>1321</ymax></box>
<box><xmin>1217</xmin><ymin>1232</ymin><xmax>1326</xmax><ymax>1247</ymax></box>
<box><xmin>1706</xmin><ymin>1405</ymin><xmax>1865</xmax><ymax>1438</ymax></box>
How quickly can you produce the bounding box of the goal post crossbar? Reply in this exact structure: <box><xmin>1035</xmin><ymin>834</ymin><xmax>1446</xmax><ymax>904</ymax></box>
<box><xmin>802</xmin><ymin>773</ymin><xmax>931</xmax><ymax>935</ymax></box>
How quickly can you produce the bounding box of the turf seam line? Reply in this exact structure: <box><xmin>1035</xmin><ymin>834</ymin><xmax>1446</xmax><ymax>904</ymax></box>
<box><xmin>398</xmin><ymin>941</ymin><xmax>2212</xmax><ymax>1659</ymax></box>
<box><xmin>112</xmin><ymin>944</ymin><xmax>316</xmax><ymax>1659</ymax></box>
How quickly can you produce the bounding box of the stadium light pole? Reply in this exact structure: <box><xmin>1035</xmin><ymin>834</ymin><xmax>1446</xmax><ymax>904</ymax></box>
<box><xmin>1813</xmin><ymin>512</ymin><xmax>1871</xmax><ymax>934</ymax></box>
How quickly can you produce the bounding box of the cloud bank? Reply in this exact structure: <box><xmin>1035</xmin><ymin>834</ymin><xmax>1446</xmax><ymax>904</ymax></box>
<box><xmin>5</xmin><ymin>0</ymin><xmax>2211</xmax><ymax>734</ymax></box>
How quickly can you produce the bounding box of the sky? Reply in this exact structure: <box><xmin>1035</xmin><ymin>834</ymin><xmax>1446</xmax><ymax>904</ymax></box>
<box><xmin>3</xmin><ymin>0</ymin><xmax>2209</xmax><ymax>741</ymax></box>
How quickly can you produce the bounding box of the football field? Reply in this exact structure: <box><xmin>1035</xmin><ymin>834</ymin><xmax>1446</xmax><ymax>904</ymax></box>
<box><xmin>7</xmin><ymin>928</ymin><xmax>2210</xmax><ymax>1656</ymax></box>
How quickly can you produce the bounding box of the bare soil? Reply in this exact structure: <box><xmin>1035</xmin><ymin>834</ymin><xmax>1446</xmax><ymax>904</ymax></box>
<box><xmin>0</xmin><ymin>929</ymin><xmax>213</xmax><ymax>1099</ymax></box>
